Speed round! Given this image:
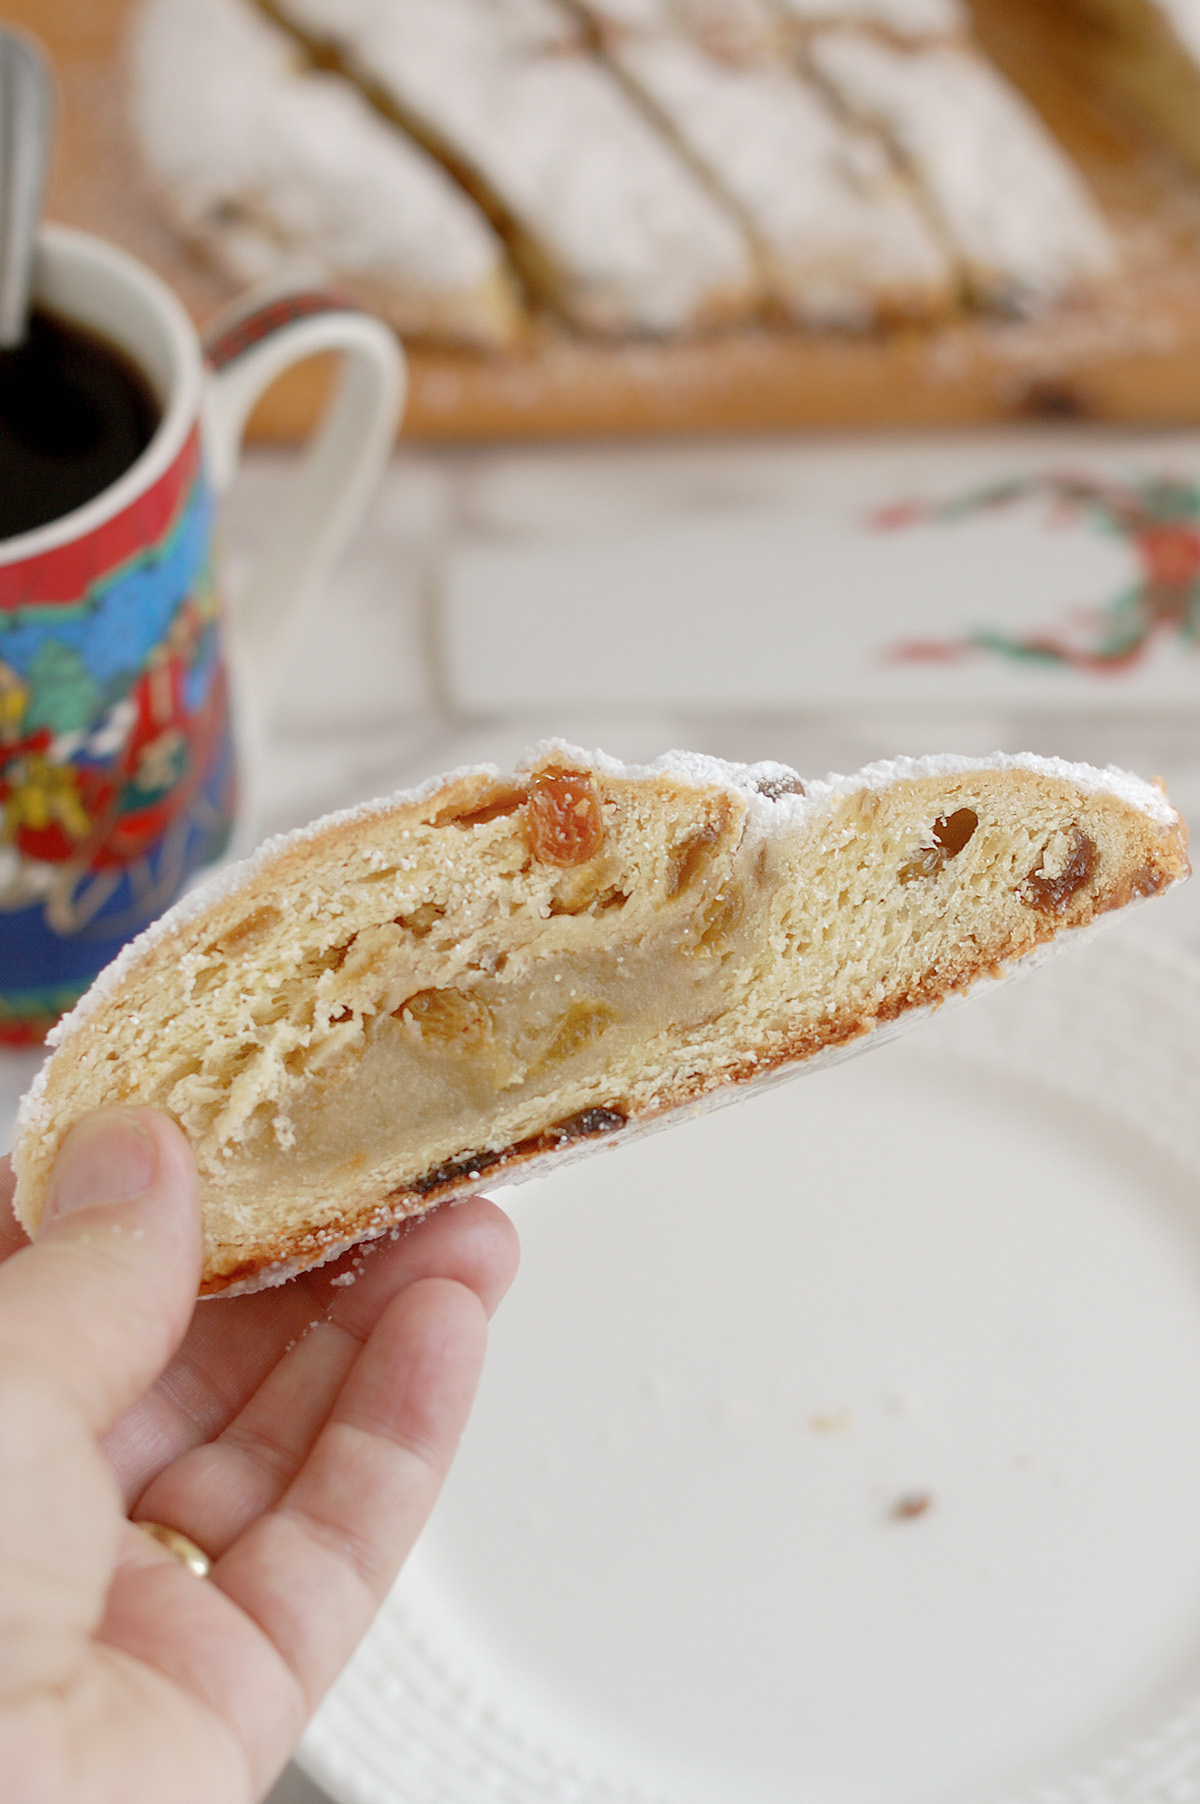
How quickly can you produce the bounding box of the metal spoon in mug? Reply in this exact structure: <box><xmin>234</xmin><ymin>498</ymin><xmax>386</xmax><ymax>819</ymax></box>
<box><xmin>0</xmin><ymin>28</ymin><xmax>54</xmax><ymax>349</ymax></box>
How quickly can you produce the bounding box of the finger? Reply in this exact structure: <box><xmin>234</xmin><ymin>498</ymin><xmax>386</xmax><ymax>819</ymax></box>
<box><xmin>0</xmin><ymin>1153</ymin><xmax>29</xmax><ymax>1263</ymax></box>
<box><xmin>98</xmin><ymin>1274</ymin><xmax>490</xmax><ymax>1792</ymax></box>
<box><xmin>213</xmin><ymin>1275</ymin><xmax>488</xmax><ymax>1713</ymax></box>
<box><xmin>0</xmin><ymin>1109</ymin><xmax>201</xmax><ymax>1435</ymax></box>
<box><xmin>0</xmin><ymin>1357</ymin><xmax>122</xmax><ymax>1697</ymax></box>
<box><xmin>125</xmin><ymin>1196</ymin><xmax>518</xmax><ymax>1547</ymax></box>
<box><xmin>107</xmin><ymin>1195</ymin><xmax>518</xmax><ymax>1504</ymax></box>
<box><xmin>97</xmin><ymin>1521</ymin><xmax>309</xmax><ymax>1800</ymax></box>
<box><xmin>132</xmin><ymin>1316</ymin><xmax>360</xmax><ymax>1558</ymax></box>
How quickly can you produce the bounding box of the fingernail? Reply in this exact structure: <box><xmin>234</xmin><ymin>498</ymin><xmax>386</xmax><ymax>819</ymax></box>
<box><xmin>45</xmin><ymin>1114</ymin><xmax>158</xmax><ymax>1220</ymax></box>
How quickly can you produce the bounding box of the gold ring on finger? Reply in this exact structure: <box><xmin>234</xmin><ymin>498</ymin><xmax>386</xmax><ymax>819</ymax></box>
<box><xmin>133</xmin><ymin>1519</ymin><xmax>212</xmax><ymax>1578</ymax></box>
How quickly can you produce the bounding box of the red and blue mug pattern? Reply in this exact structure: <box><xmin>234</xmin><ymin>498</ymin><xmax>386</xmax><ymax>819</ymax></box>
<box><xmin>0</xmin><ymin>426</ymin><xmax>233</xmax><ymax>1042</ymax></box>
<box><xmin>0</xmin><ymin>229</ymin><xmax>404</xmax><ymax>1044</ymax></box>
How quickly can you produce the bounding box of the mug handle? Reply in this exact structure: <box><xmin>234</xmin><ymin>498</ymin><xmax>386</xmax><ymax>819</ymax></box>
<box><xmin>202</xmin><ymin>291</ymin><xmax>406</xmax><ymax>711</ymax></box>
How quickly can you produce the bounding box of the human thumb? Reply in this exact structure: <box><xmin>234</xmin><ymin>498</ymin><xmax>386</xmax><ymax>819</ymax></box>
<box><xmin>0</xmin><ymin>1109</ymin><xmax>201</xmax><ymax>1435</ymax></box>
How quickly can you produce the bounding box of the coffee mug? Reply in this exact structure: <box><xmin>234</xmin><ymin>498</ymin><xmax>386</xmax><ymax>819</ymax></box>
<box><xmin>0</xmin><ymin>224</ymin><xmax>404</xmax><ymax>1044</ymax></box>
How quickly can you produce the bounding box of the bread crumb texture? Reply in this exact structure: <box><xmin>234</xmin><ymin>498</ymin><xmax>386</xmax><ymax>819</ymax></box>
<box><xmin>13</xmin><ymin>746</ymin><xmax>1188</xmax><ymax>1294</ymax></box>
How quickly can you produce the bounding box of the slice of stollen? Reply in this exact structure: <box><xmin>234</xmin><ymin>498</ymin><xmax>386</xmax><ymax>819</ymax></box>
<box><xmin>575</xmin><ymin>0</ymin><xmax>954</xmax><ymax>327</ymax></box>
<box><xmin>799</xmin><ymin>26</ymin><xmax>1116</xmax><ymax>308</ymax></box>
<box><xmin>132</xmin><ymin>0</ymin><xmax>524</xmax><ymax>349</ymax></box>
<box><xmin>13</xmin><ymin>748</ymin><xmax>1188</xmax><ymax>1296</ymax></box>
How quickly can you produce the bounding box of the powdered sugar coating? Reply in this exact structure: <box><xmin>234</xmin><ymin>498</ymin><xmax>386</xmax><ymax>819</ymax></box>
<box><xmin>592</xmin><ymin>0</ymin><xmax>779</xmax><ymax>38</ymax></box>
<box><xmin>523</xmin><ymin>740</ymin><xmax>1181</xmax><ymax>825</ymax></box>
<box><xmin>772</xmin><ymin>0</ymin><xmax>965</xmax><ymax>32</ymax></box>
<box><xmin>132</xmin><ymin>0</ymin><xmax>518</xmax><ymax>344</ymax></box>
<box><xmin>806</xmin><ymin>33</ymin><xmax>1115</xmax><ymax>304</ymax></box>
<box><xmin>809</xmin><ymin>750</ymin><xmax>1181</xmax><ymax>825</ymax></box>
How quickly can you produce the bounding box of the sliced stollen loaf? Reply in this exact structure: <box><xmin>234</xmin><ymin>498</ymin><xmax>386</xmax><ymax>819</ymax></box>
<box><xmin>13</xmin><ymin>748</ymin><xmax>1188</xmax><ymax>1296</ymax></box>
<box><xmin>771</xmin><ymin>0</ymin><xmax>967</xmax><ymax>29</ymax></box>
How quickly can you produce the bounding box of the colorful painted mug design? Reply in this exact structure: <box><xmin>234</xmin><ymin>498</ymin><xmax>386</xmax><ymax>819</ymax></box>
<box><xmin>0</xmin><ymin>228</ymin><xmax>404</xmax><ymax>1043</ymax></box>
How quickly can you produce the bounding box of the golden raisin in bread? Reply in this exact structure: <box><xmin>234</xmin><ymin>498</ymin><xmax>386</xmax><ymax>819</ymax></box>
<box><xmin>13</xmin><ymin>747</ymin><xmax>1187</xmax><ymax>1295</ymax></box>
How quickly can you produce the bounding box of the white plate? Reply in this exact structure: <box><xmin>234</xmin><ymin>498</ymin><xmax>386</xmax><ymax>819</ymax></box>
<box><xmin>302</xmin><ymin>929</ymin><xmax>1200</xmax><ymax>1804</ymax></box>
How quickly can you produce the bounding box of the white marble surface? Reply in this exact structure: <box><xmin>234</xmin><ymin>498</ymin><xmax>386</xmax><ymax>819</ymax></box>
<box><xmin>9</xmin><ymin>427</ymin><xmax>1200</xmax><ymax>1804</ymax></box>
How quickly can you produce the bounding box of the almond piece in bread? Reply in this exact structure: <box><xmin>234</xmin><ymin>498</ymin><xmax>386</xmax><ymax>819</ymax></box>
<box><xmin>13</xmin><ymin>746</ymin><xmax>1187</xmax><ymax>1295</ymax></box>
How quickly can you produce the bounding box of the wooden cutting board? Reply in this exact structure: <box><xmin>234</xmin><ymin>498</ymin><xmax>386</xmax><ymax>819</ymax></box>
<box><xmin>14</xmin><ymin>0</ymin><xmax>1200</xmax><ymax>440</ymax></box>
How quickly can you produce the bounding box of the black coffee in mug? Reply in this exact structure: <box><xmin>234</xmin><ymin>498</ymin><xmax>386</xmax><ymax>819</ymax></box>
<box><xmin>0</xmin><ymin>307</ymin><xmax>161</xmax><ymax>541</ymax></box>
